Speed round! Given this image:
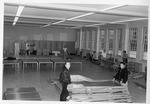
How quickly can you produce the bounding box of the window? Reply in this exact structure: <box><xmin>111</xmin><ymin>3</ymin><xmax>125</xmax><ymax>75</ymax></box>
<box><xmin>82</xmin><ymin>31</ymin><xmax>86</xmax><ymax>49</ymax></box>
<box><xmin>143</xmin><ymin>27</ymin><xmax>148</xmax><ymax>60</ymax></box>
<box><xmin>118</xmin><ymin>28</ymin><xmax>123</xmax><ymax>55</ymax></box>
<box><xmin>129</xmin><ymin>28</ymin><xmax>138</xmax><ymax>58</ymax></box>
<box><xmin>92</xmin><ymin>31</ymin><xmax>96</xmax><ymax>51</ymax></box>
<box><xmin>86</xmin><ymin>31</ymin><xmax>91</xmax><ymax>50</ymax></box>
<box><xmin>108</xmin><ymin>29</ymin><xmax>114</xmax><ymax>54</ymax></box>
<box><xmin>99</xmin><ymin>30</ymin><xmax>105</xmax><ymax>52</ymax></box>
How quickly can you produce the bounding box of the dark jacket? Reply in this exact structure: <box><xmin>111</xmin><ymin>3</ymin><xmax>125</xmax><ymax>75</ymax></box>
<box><xmin>114</xmin><ymin>67</ymin><xmax>128</xmax><ymax>83</ymax></box>
<box><xmin>59</xmin><ymin>67</ymin><xmax>71</xmax><ymax>84</ymax></box>
<box><xmin>59</xmin><ymin>67</ymin><xmax>71</xmax><ymax>101</ymax></box>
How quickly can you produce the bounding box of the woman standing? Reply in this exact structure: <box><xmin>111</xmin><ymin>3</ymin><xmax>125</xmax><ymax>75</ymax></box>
<box><xmin>113</xmin><ymin>62</ymin><xmax>128</xmax><ymax>86</ymax></box>
<box><xmin>59</xmin><ymin>62</ymin><xmax>71</xmax><ymax>101</ymax></box>
<box><xmin>63</xmin><ymin>45</ymin><xmax>68</xmax><ymax>60</ymax></box>
<box><xmin>122</xmin><ymin>50</ymin><xmax>128</xmax><ymax>65</ymax></box>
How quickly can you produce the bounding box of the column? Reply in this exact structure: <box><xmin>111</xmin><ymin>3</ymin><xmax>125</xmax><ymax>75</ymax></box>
<box><xmin>96</xmin><ymin>26</ymin><xmax>100</xmax><ymax>59</ymax></box>
<box><xmin>106</xmin><ymin>29</ymin><xmax>109</xmax><ymax>53</ymax></box>
<box><xmin>136</xmin><ymin>27</ymin><xmax>143</xmax><ymax>62</ymax></box>
<box><xmin>124</xmin><ymin>23</ymin><xmax>130</xmax><ymax>55</ymax></box>
<box><xmin>114</xmin><ymin>29</ymin><xmax>118</xmax><ymax>56</ymax></box>
<box><xmin>79</xmin><ymin>28</ymin><xmax>82</xmax><ymax>51</ymax></box>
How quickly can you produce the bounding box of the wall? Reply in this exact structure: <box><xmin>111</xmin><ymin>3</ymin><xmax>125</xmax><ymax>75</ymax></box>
<box><xmin>4</xmin><ymin>24</ymin><xmax>75</xmax><ymax>41</ymax></box>
<box><xmin>4</xmin><ymin>24</ymin><xmax>75</xmax><ymax>56</ymax></box>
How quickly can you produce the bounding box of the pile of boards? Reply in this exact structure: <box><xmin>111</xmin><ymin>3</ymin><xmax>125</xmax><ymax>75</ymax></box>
<box><xmin>54</xmin><ymin>75</ymin><xmax>132</xmax><ymax>103</ymax></box>
<box><xmin>3</xmin><ymin>87</ymin><xmax>41</xmax><ymax>101</ymax></box>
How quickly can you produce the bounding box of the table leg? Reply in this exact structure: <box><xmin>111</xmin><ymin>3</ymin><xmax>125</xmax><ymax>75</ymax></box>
<box><xmin>51</xmin><ymin>63</ymin><xmax>53</xmax><ymax>72</ymax></box>
<box><xmin>23</xmin><ymin>63</ymin><xmax>24</xmax><ymax>74</ymax></box>
<box><xmin>39</xmin><ymin>63</ymin><xmax>40</xmax><ymax>72</ymax></box>
<box><xmin>53</xmin><ymin>63</ymin><xmax>56</xmax><ymax>79</ymax></box>
<box><xmin>80</xmin><ymin>63</ymin><xmax>82</xmax><ymax>70</ymax></box>
<box><xmin>37</xmin><ymin>63</ymin><xmax>38</xmax><ymax>72</ymax></box>
<box><xmin>17</xmin><ymin>63</ymin><xmax>19</xmax><ymax>74</ymax></box>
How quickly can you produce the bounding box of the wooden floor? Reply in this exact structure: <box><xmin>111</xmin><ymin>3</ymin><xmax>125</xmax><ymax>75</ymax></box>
<box><xmin>3</xmin><ymin>56</ymin><xmax>146</xmax><ymax>102</ymax></box>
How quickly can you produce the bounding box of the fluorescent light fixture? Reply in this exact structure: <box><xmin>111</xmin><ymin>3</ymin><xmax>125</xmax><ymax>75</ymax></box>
<box><xmin>67</xmin><ymin>12</ymin><xmax>94</xmax><ymax>20</ymax></box>
<box><xmin>14</xmin><ymin>17</ymin><xmax>19</xmax><ymax>22</ymax></box>
<box><xmin>12</xmin><ymin>5</ymin><xmax>24</xmax><ymax>26</ymax></box>
<box><xmin>42</xmin><ymin>23</ymin><xmax>51</xmax><ymax>27</ymax></box>
<box><xmin>52</xmin><ymin>20</ymin><xmax>65</xmax><ymax>25</ymax></box>
<box><xmin>16</xmin><ymin>6</ymin><xmax>25</xmax><ymax>16</ymax></box>
<box><xmin>100</xmin><ymin>4</ymin><xmax>127</xmax><ymax>11</ymax></box>
<box><xmin>13</xmin><ymin>21</ymin><xmax>16</xmax><ymax>26</ymax></box>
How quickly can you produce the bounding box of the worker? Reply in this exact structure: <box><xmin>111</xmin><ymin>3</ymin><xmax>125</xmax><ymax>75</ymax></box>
<box><xmin>113</xmin><ymin>62</ymin><xmax>128</xmax><ymax>86</ymax></box>
<box><xmin>59</xmin><ymin>62</ymin><xmax>71</xmax><ymax>101</ymax></box>
<box><xmin>122</xmin><ymin>50</ymin><xmax>128</xmax><ymax>65</ymax></box>
<box><xmin>63</xmin><ymin>45</ymin><xmax>68</xmax><ymax>59</ymax></box>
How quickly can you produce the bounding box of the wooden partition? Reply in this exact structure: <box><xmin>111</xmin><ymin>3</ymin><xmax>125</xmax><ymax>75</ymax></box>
<box><xmin>3</xmin><ymin>40</ymin><xmax>75</xmax><ymax>57</ymax></box>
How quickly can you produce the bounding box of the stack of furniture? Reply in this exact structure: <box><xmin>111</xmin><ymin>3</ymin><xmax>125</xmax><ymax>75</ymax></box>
<box><xmin>54</xmin><ymin>75</ymin><xmax>132</xmax><ymax>103</ymax></box>
<box><xmin>3</xmin><ymin>87</ymin><xmax>41</xmax><ymax>101</ymax></box>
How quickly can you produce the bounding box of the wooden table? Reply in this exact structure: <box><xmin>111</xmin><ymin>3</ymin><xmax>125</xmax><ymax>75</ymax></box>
<box><xmin>3</xmin><ymin>60</ymin><xmax>21</xmax><ymax>74</ymax></box>
<box><xmin>36</xmin><ymin>59</ymin><xmax>53</xmax><ymax>72</ymax></box>
<box><xmin>22</xmin><ymin>59</ymin><xmax>38</xmax><ymax>73</ymax></box>
<box><xmin>16</xmin><ymin>55</ymin><xmax>62</xmax><ymax>60</ymax></box>
<box><xmin>5</xmin><ymin>92</ymin><xmax>41</xmax><ymax>100</ymax></box>
<box><xmin>68</xmin><ymin>59</ymin><xmax>82</xmax><ymax>70</ymax></box>
<box><xmin>51</xmin><ymin>59</ymin><xmax>82</xmax><ymax>72</ymax></box>
<box><xmin>6</xmin><ymin>87</ymin><xmax>37</xmax><ymax>93</ymax></box>
<box><xmin>50</xmin><ymin>59</ymin><xmax>66</xmax><ymax>72</ymax></box>
<box><xmin>4</xmin><ymin>87</ymin><xmax>41</xmax><ymax>101</ymax></box>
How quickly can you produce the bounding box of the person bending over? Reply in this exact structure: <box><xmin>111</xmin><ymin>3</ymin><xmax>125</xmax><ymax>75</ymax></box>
<box><xmin>113</xmin><ymin>62</ymin><xmax>128</xmax><ymax>86</ymax></box>
<box><xmin>59</xmin><ymin>62</ymin><xmax>71</xmax><ymax>101</ymax></box>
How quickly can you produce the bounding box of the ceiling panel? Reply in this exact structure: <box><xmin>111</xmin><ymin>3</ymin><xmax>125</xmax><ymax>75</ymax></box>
<box><xmin>107</xmin><ymin>5</ymin><xmax>148</xmax><ymax>14</ymax></box>
<box><xmin>4</xmin><ymin>5</ymin><xmax>18</xmax><ymax>15</ymax></box>
<box><xmin>22</xmin><ymin>7</ymin><xmax>86</xmax><ymax>19</ymax></box>
<box><xmin>59</xmin><ymin>3</ymin><xmax>116</xmax><ymax>10</ymax></box>
<box><xmin>76</xmin><ymin>13</ymin><xmax>138</xmax><ymax>22</ymax></box>
<box><xmin>59</xmin><ymin>21</ymin><xmax>98</xmax><ymax>26</ymax></box>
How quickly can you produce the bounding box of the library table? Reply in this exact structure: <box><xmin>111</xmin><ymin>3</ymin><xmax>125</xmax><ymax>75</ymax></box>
<box><xmin>36</xmin><ymin>59</ymin><xmax>53</xmax><ymax>72</ymax></box>
<box><xmin>3</xmin><ymin>60</ymin><xmax>21</xmax><ymax>74</ymax></box>
<box><xmin>22</xmin><ymin>59</ymin><xmax>38</xmax><ymax>73</ymax></box>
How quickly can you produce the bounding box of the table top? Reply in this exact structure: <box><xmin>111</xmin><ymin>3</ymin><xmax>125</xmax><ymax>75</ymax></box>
<box><xmin>16</xmin><ymin>55</ymin><xmax>61</xmax><ymax>59</ymax></box>
<box><xmin>50</xmin><ymin>59</ymin><xmax>81</xmax><ymax>63</ymax></box>
<box><xmin>6</xmin><ymin>87</ymin><xmax>37</xmax><ymax>93</ymax></box>
<box><xmin>3</xmin><ymin>60</ymin><xmax>20</xmax><ymax>64</ymax></box>
<box><xmin>22</xmin><ymin>59</ymin><xmax>38</xmax><ymax>62</ymax></box>
<box><xmin>37</xmin><ymin>59</ymin><xmax>52</xmax><ymax>62</ymax></box>
<box><xmin>5</xmin><ymin>92</ymin><xmax>41</xmax><ymax>100</ymax></box>
<box><xmin>50</xmin><ymin>59</ymin><xmax>66</xmax><ymax>62</ymax></box>
<box><xmin>68</xmin><ymin>59</ymin><xmax>82</xmax><ymax>63</ymax></box>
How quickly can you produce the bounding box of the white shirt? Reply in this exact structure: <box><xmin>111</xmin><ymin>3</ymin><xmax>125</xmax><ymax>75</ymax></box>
<box><xmin>102</xmin><ymin>52</ymin><xmax>107</xmax><ymax>58</ymax></box>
